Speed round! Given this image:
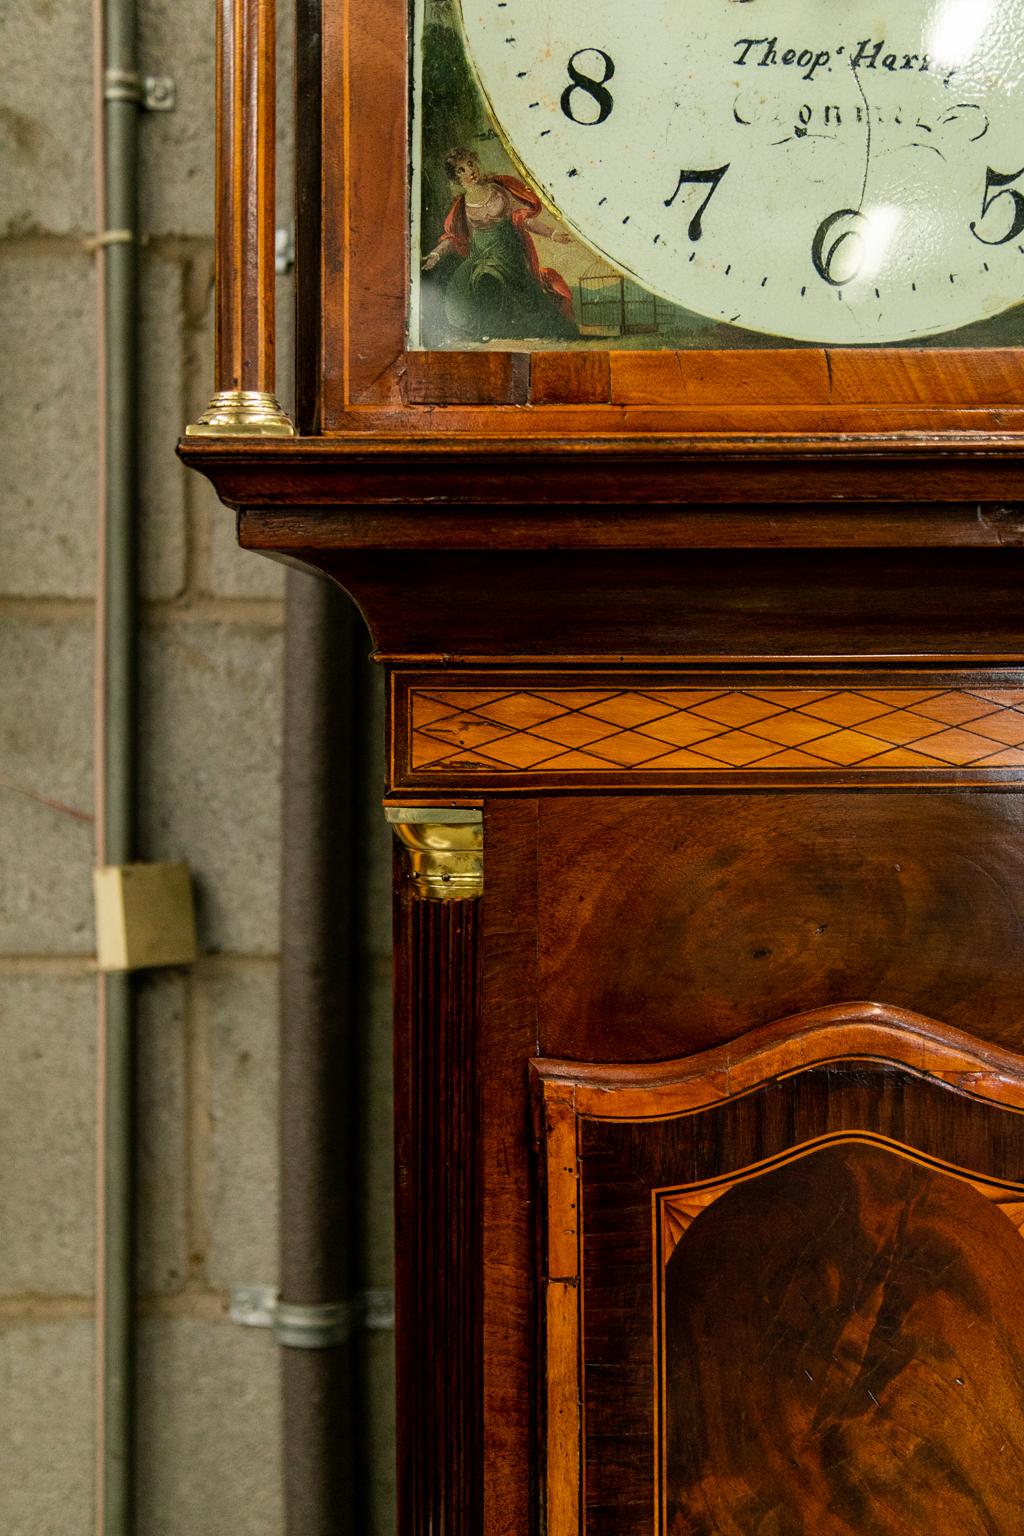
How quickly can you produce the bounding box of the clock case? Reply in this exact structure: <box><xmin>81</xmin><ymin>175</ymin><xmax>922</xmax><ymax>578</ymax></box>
<box><xmin>180</xmin><ymin>1</ymin><xmax>1024</xmax><ymax>1535</ymax></box>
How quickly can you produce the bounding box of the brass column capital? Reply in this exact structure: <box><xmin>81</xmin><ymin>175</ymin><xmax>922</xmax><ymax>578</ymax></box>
<box><xmin>386</xmin><ymin>808</ymin><xmax>483</xmax><ymax>901</ymax></box>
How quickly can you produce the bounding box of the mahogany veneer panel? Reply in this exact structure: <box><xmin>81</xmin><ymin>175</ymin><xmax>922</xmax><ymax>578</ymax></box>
<box><xmin>581</xmin><ymin>1090</ymin><xmax>1024</xmax><ymax>1536</ymax></box>
<box><xmin>479</xmin><ymin>801</ymin><xmax>541</xmax><ymax>1536</ymax></box>
<box><xmin>609</xmin><ymin>349</ymin><xmax>831</xmax><ymax>406</ymax></box>
<box><xmin>662</xmin><ymin>1141</ymin><xmax>1024</xmax><ymax>1535</ymax></box>
<box><xmin>536</xmin><ymin>793</ymin><xmax>1024</xmax><ymax>1060</ymax></box>
<box><xmin>536</xmin><ymin>1009</ymin><xmax>1024</xmax><ymax>1535</ymax></box>
<box><xmin>405</xmin><ymin>353</ymin><xmax>530</xmax><ymax>406</ymax></box>
<box><xmin>830</xmin><ymin>349</ymin><xmax>1024</xmax><ymax>406</ymax></box>
<box><xmin>304</xmin><ymin>549</ymin><xmax>1024</xmax><ymax>661</ymax></box>
<box><xmin>530</xmin><ymin>353</ymin><xmax>611</xmax><ymax>406</ymax></box>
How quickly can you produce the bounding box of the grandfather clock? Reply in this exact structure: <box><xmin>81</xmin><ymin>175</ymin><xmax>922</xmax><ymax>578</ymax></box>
<box><xmin>182</xmin><ymin>0</ymin><xmax>1024</xmax><ymax>1531</ymax></box>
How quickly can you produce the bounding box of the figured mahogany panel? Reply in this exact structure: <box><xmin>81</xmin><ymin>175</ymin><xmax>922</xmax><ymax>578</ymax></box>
<box><xmin>393</xmin><ymin>885</ymin><xmax>482</xmax><ymax>1536</ymax></box>
<box><xmin>536</xmin><ymin>792</ymin><xmax>1024</xmax><ymax>1061</ymax></box>
<box><xmin>662</xmin><ymin>1144</ymin><xmax>1024</xmax><ymax>1536</ymax></box>
<box><xmin>830</xmin><ymin>349</ymin><xmax>1024</xmax><ymax>406</ymax></box>
<box><xmin>321</xmin><ymin>0</ymin><xmax>407</xmax><ymax>413</ymax></box>
<box><xmin>608</xmin><ymin>350</ymin><xmax>831</xmax><ymax>407</ymax></box>
<box><xmin>534</xmin><ymin>1006</ymin><xmax>1024</xmax><ymax>1536</ymax></box>
<box><xmin>399</xmin><ymin>679</ymin><xmax>1024</xmax><ymax>786</ymax></box>
<box><xmin>530</xmin><ymin>353</ymin><xmax>611</xmax><ymax>406</ymax></box>
<box><xmin>405</xmin><ymin>353</ymin><xmax>530</xmax><ymax>407</ymax></box>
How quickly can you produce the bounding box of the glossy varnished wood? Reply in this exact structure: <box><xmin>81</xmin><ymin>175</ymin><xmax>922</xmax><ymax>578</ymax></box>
<box><xmin>397</xmin><ymin>675</ymin><xmax>1024</xmax><ymax>789</ymax></box>
<box><xmin>661</xmin><ymin>1142</ymin><xmax>1024</xmax><ymax>1536</ymax></box>
<box><xmin>534</xmin><ymin>1006</ymin><xmax>1024</xmax><ymax>1535</ymax></box>
<box><xmin>293</xmin><ymin>0</ymin><xmax>322</xmax><ymax>430</ymax></box>
<box><xmin>535</xmin><ymin>794</ymin><xmax>1024</xmax><ymax>1060</ymax></box>
<box><xmin>182</xmin><ymin>434</ymin><xmax>1024</xmax><ymax>509</ymax></box>
<box><xmin>242</xmin><ymin>549</ymin><xmax>1024</xmax><ymax>664</ymax></box>
<box><xmin>213</xmin><ymin>0</ymin><xmax>277</xmax><ymax>391</ymax></box>
<box><xmin>393</xmin><ymin>880</ymin><xmax>482</xmax><ymax>1536</ymax></box>
<box><xmin>478</xmin><ymin>801</ymin><xmax>541</xmax><ymax>1536</ymax></box>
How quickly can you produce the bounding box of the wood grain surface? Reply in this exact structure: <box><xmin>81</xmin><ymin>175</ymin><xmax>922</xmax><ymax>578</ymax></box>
<box><xmin>230</xmin><ymin>549</ymin><xmax>1024</xmax><ymax>665</ymax></box>
<box><xmin>536</xmin><ymin>794</ymin><xmax>1024</xmax><ymax>1060</ymax></box>
<box><xmin>478</xmin><ymin>801</ymin><xmax>542</xmax><ymax>1536</ymax></box>
<box><xmin>393</xmin><ymin>882</ymin><xmax>482</xmax><ymax>1536</ymax></box>
<box><xmin>535</xmin><ymin>1007</ymin><xmax>1024</xmax><ymax>1535</ymax></box>
<box><xmin>184</xmin><ymin>435</ymin><xmax>1024</xmax><ymax>510</ymax></box>
<box><xmin>663</xmin><ymin>1141</ymin><xmax>1024</xmax><ymax>1536</ymax></box>
<box><xmin>403</xmin><ymin>682</ymin><xmax>1024</xmax><ymax>781</ymax></box>
<box><xmin>213</xmin><ymin>0</ymin><xmax>277</xmax><ymax>392</ymax></box>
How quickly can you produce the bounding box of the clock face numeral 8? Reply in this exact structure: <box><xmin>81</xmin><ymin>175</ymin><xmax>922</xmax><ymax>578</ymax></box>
<box><xmin>560</xmin><ymin>49</ymin><xmax>615</xmax><ymax>127</ymax></box>
<box><xmin>457</xmin><ymin>0</ymin><xmax>1024</xmax><ymax>343</ymax></box>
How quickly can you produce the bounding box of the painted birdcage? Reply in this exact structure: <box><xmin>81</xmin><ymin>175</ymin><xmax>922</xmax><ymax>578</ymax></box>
<box><xmin>577</xmin><ymin>262</ymin><xmax>658</xmax><ymax>336</ymax></box>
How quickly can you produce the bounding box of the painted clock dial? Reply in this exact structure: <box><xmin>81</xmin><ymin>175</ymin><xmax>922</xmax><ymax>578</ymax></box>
<box><xmin>456</xmin><ymin>0</ymin><xmax>1024</xmax><ymax>343</ymax></box>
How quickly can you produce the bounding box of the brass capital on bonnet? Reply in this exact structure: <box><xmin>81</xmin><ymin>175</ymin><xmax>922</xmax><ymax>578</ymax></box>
<box><xmin>385</xmin><ymin>808</ymin><xmax>483</xmax><ymax>901</ymax></box>
<box><xmin>185</xmin><ymin>389</ymin><xmax>297</xmax><ymax>438</ymax></box>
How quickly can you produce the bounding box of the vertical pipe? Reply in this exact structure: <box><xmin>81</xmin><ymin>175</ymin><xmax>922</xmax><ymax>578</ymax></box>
<box><xmin>94</xmin><ymin>0</ymin><xmax>139</xmax><ymax>1526</ymax></box>
<box><xmin>279</xmin><ymin>569</ymin><xmax>359</xmax><ymax>1536</ymax></box>
<box><xmin>187</xmin><ymin>0</ymin><xmax>294</xmax><ymax>436</ymax></box>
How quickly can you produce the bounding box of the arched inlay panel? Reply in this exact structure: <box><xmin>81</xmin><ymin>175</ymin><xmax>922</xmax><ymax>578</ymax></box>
<box><xmin>663</xmin><ymin>1141</ymin><xmax>1024</xmax><ymax>1536</ymax></box>
<box><xmin>533</xmin><ymin>1005</ymin><xmax>1024</xmax><ymax>1536</ymax></box>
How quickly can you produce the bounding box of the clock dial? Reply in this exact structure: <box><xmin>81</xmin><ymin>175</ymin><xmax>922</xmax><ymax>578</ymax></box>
<box><xmin>456</xmin><ymin>0</ymin><xmax>1024</xmax><ymax>343</ymax></box>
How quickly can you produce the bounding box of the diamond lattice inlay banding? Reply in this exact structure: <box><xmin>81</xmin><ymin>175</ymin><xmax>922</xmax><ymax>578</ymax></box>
<box><xmin>408</xmin><ymin>687</ymin><xmax>1024</xmax><ymax>774</ymax></box>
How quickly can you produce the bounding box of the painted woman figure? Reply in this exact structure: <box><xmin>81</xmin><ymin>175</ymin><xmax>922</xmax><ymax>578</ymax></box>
<box><xmin>423</xmin><ymin>148</ymin><xmax>578</xmax><ymax>340</ymax></box>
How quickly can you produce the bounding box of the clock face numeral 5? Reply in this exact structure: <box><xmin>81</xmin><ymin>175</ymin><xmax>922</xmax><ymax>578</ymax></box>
<box><xmin>971</xmin><ymin>166</ymin><xmax>1024</xmax><ymax>247</ymax></box>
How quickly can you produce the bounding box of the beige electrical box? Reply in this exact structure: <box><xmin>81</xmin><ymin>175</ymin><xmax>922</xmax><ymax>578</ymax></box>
<box><xmin>93</xmin><ymin>861</ymin><xmax>198</xmax><ymax>973</ymax></box>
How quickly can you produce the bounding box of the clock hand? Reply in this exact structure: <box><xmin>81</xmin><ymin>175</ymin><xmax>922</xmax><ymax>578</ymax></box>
<box><xmin>851</xmin><ymin>61</ymin><xmax>873</xmax><ymax>212</ymax></box>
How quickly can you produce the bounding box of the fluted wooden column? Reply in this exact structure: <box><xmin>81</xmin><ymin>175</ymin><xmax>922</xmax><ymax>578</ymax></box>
<box><xmin>186</xmin><ymin>0</ymin><xmax>294</xmax><ymax>437</ymax></box>
<box><xmin>390</xmin><ymin>811</ymin><xmax>483</xmax><ymax>1536</ymax></box>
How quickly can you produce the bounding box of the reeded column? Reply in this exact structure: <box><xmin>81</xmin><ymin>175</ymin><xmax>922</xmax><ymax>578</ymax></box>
<box><xmin>186</xmin><ymin>0</ymin><xmax>295</xmax><ymax>437</ymax></box>
<box><xmin>388</xmin><ymin>809</ymin><xmax>483</xmax><ymax>1536</ymax></box>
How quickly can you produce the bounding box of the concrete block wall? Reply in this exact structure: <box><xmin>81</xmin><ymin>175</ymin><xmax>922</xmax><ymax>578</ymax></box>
<box><xmin>0</xmin><ymin>0</ymin><xmax>395</xmax><ymax>1529</ymax></box>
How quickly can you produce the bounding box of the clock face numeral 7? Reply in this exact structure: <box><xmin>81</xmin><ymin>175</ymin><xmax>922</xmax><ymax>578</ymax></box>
<box><xmin>970</xmin><ymin>166</ymin><xmax>1024</xmax><ymax>247</ymax></box>
<box><xmin>812</xmin><ymin>208</ymin><xmax>868</xmax><ymax>287</ymax></box>
<box><xmin>664</xmin><ymin>165</ymin><xmax>731</xmax><ymax>242</ymax></box>
<box><xmin>560</xmin><ymin>49</ymin><xmax>615</xmax><ymax>126</ymax></box>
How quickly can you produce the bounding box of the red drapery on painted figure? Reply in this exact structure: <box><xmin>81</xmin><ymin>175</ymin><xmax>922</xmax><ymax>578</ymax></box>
<box><xmin>443</xmin><ymin>176</ymin><xmax>575</xmax><ymax>321</ymax></box>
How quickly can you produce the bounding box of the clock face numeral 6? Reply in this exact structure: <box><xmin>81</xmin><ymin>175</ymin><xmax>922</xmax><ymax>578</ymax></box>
<box><xmin>812</xmin><ymin>209</ymin><xmax>869</xmax><ymax>287</ymax></box>
<box><xmin>458</xmin><ymin>0</ymin><xmax>1024</xmax><ymax>343</ymax></box>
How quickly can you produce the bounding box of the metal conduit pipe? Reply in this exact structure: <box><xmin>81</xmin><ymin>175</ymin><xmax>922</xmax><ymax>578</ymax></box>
<box><xmin>279</xmin><ymin>569</ymin><xmax>360</xmax><ymax>1536</ymax></box>
<box><xmin>92</xmin><ymin>0</ymin><xmax>140</xmax><ymax>1519</ymax></box>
